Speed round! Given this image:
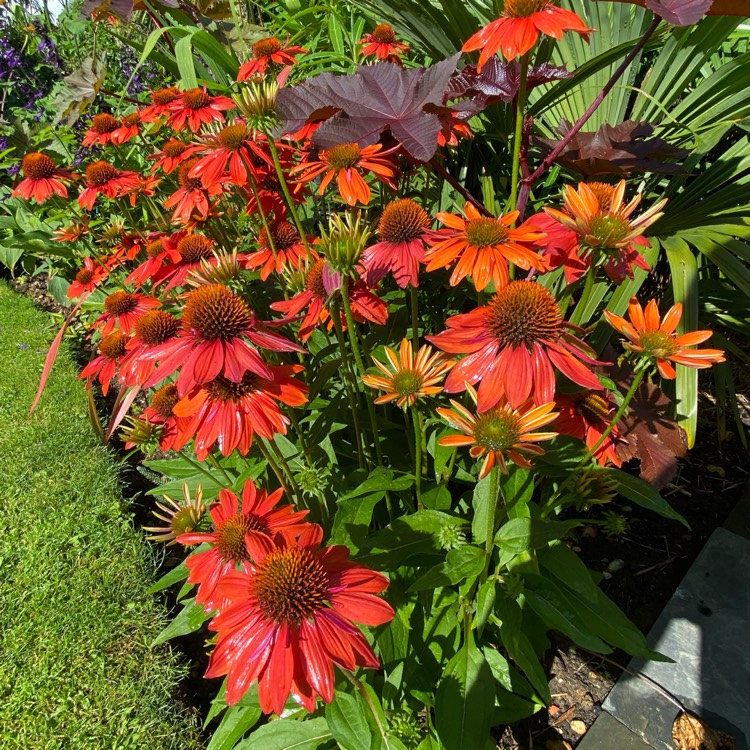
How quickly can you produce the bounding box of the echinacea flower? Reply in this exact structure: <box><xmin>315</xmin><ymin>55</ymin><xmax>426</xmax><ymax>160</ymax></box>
<box><xmin>437</xmin><ymin>385</ymin><xmax>558</xmax><ymax>477</ymax></box>
<box><xmin>424</xmin><ymin>204</ymin><xmax>546</xmax><ymax>291</ymax></box>
<box><xmin>12</xmin><ymin>152</ymin><xmax>74</xmax><ymax>204</ymax></box>
<box><xmin>164</xmin><ymin>158</ymin><xmax>224</xmax><ymax>225</ymax></box>
<box><xmin>188</xmin><ymin>122</ymin><xmax>273</xmax><ymax>189</ymax></box>
<box><xmin>119</xmin><ymin>309</ymin><xmax>181</xmax><ymax>386</ymax></box>
<box><xmin>129</xmin><ymin>383</ymin><xmax>193</xmax><ymax>453</ymax></box>
<box><xmin>555</xmin><ymin>391</ymin><xmax>623</xmax><ymax>467</ymax></box>
<box><xmin>143</xmin><ymin>484</ymin><xmax>207</xmax><ymax>545</ymax></box>
<box><xmin>82</xmin><ymin>113</ymin><xmax>121</xmax><ymax>147</ymax></box>
<box><xmin>168</xmin><ymin>87</ymin><xmax>235</xmax><ymax>132</ymax></box>
<box><xmin>96</xmin><ymin>291</ymin><xmax>161</xmax><ymax>337</ymax></box>
<box><xmin>79</xmin><ymin>331</ymin><xmax>129</xmax><ymax>396</ymax></box>
<box><xmin>110</xmin><ymin>113</ymin><xmax>140</xmax><ymax>145</ymax></box>
<box><xmin>463</xmin><ymin>0</ymin><xmax>592</xmax><ymax>68</ymax></box>
<box><xmin>360</xmin><ymin>24</ymin><xmax>409</xmax><ymax>60</ymax></box>
<box><xmin>242</xmin><ymin>220</ymin><xmax>312</xmax><ymax>281</ymax></box>
<box><xmin>271</xmin><ymin>258</ymin><xmax>387</xmax><ymax>342</ymax></box>
<box><xmin>361</xmin><ymin>198</ymin><xmax>435</xmax><ymax>288</ymax></box>
<box><xmin>362</xmin><ymin>338</ymin><xmax>455</xmax><ymax>408</ymax></box>
<box><xmin>205</xmin><ymin>524</ymin><xmax>394</xmax><ymax>711</ymax></box>
<box><xmin>291</xmin><ymin>142</ymin><xmax>397</xmax><ymax>206</ymax></box>
<box><xmin>153</xmin><ymin>233</ymin><xmax>217</xmax><ymax>291</ymax></box>
<box><xmin>54</xmin><ymin>220</ymin><xmax>89</xmax><ymax>243</ymax></box>
<box><xmin>428</xmin><ymin>280</ymin><xmax>603</xmax><ymax>411</ymax></box>
<box><xmin>543</xmin><ymin>181</ymin><xmax>666</xmax><ymax>283</ymax></box>
<box><xmin>177</xmin><ymin>480</ymin><xmax>310</xmax><ymax>612</ymax></box>
<box><xmin>604</xmin><ymin>297</ymin><xmax>725</xmax><ymax>379</ymax></box>
<box><xmin>142</xmin><ymin>283</ymin><xmax>305</xmax><ymax>394</ymax></box>
<box><xmin>149</xmin><ymin>138</ymin><xmax>194</xmax><ymax>174</ymax></box>
<box><xmin>125</xmin><ymin>236</ymin><xmax>179</xmax><ymax>288</ymax></box>
<box><xmin>237</xmin><ymin>36</ymin><xmax>307</xmax><ymax>81</ymax></box>
<box><xmin>140</xmin><ymin>86</ymin><xmax>182</xmax><ymax>123</ymax></box>
<box><xmin>173</xmin><ymin>366</ymin><xmax>309</xmax><ymax>460</ymax></box>
<box><xmin>78</xmin><ymin>161</ymin><xmax>141</xmax><ymax>210</ymax></box>
<box><xmin>67</xmin><ymin>256</ymin><xmax>109</xmax><ymax>299</ymax></box>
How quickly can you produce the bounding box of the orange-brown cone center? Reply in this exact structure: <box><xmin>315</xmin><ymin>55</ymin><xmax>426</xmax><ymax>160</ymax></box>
<box><xmin>261</xmin><ymin>221</ymin><xmax>299</xmax><ymax>251</ymax></box>
<box><xmin>151</xmin><ymin>383</ymin><xmax>179</xmax><ymax>419</ymax></box>
<box><xmin>323</xmin><ymin>143</ymin><xmax>362</xmax><ymax>170</ymax></box>
<box><xmin>85</xmin><ymin>161</ymin><xmax>119</xmax><ymax>187</ymax></box>
<box><xmin>575</xmin><ymin>392</ymin><xmax>610</xmax><ymax>425</ymax></box>
<box><xmin>503</xmin><ymin>0</ymin><xmax>549</xmax><ymax>18</ymax></box>
<box><xmin>379</xmin><ymin>198</ymin><xmax>429</xmax><ymax>244</ymax></box>
<box><xmin>464</xmin><ymin>217</ymin><xmax>509</xmax><ymax>249</ymax></box>
<box><xmin>91</xmin><ymin>113</ymin><xmax>119</xmax><ymax>134</ymax></box>
<box><xmin>146</xmin><ymin>239</ymin><xmax>164</xmax><ymax>258</ymax></box>
<box><xmin>178</xmin><ymin>158</ymin><xmax>203</xmax><ymax>191</ymax></box>
<box><xmin>151</xmin><ymin>86</ymin><xmax>180</xmax><ymax>106</ymax></box>
<box><xmin>182</xmin><ymin>88</ymin><xmax>212</xmax><ymax>110</ymax></box>
<box><xmin>473</xmin><ymin>408</ymin><xmax>522</xmax><ymax>451</ymax></box>
<box><xmin>163</xmin><ymin>139</ymin><xmax>188</xmax><ymax>158</ymax></box>
<box><xmin>99</xmin><ymin>331</ymin><xmax>127</xmax><ymax>359</ymax></box>
<box><xmin>214</xmin><ymin>513</ymin><xmax>269</xmax><ymax>563</ymax></box>
<box><xmin>253</xmin><ymin>36</ymin><xmax>282</xmax><ymax>59</ymax></box>
<box><xmin>304</xmin><ymin>258</ymin><xmax>327</xmax><ymax>300</ymax></box>
<box><xmin>372</xmin><ymin>23</ymin><xmax>397</xmax><ymax>43</ymax></box>
<box><xmin>22</xmin><ymin>152</ymin><xmax>57</xmax><ymax>180</ymax></box>
<box><xmin>217</xmin><ymin>123</ymin><xmax>250</xmax><ymax>150</ymax></box>
<box><xmin>183</xmin><ymin>284</ymin><xmax>252</xmax><ymax>340</ymax></box>
<box><xmin>251</xmin><ymin>546</ymin><xmax>329</xmax><ymax>624</ymax></box>
<box><xmin>105</xmin><ymin>290</ymin><xmax>139</xmax><ymax>316</ymax></box>
<box><xmin>135</xmin><ymin>310</ymin><xmax>180</xmax><ymax>346</ymax></box>
<box><xmin>177</xmin><ymin>234</ymin><xmax>213</xmax><ymax>263</ymax></box>
<box><xmin>487</xmin><ymin>280</ymin><xmax>562</xmax><ymax>347</ymax></box>
<box><xmin>75</xmin><ymin>267</ymin><xmax>94</xmax><ymax>285</ymax></box>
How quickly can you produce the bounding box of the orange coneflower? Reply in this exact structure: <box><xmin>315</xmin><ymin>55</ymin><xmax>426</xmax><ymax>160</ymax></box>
<box><xmin>291</xmin><ymin>142</ymin><xmax>398</xmax><ymax>206</ymax></box>
<box><xmin>119</xmin><ymin>309</ymin><xmax>181</xmax><ymax>386</ymax></box>
<box><xmin>164</xmin><ymin>158</ymin><xmax>225</xmax><ymax>225</ymax></box>
<box><xmin>555</xmin><ymin>391</ymin><xmax>623</xmax><ymax>467</ymax></box>
<box><xmin>605</xmin><ymin>297</ymin><xmax>725</xmax><ymax>379</ymax></box>
<box><xmin>54</xmin><ymin>219</ymin><xmax>89</xmax><ymax>243</ymax></box>
<box><xmin>242</xmin><ymin>220</ymin><xmax>313</xmax><ymax>281</ymax></box>
<box><xmin>173</xmin><ymin>366</ymin><xmax>309</xmax><ymax>460</ymax></box>
<box><xmin>149</xmin><ymin>138</ymin><xmax>195</xmax><ymax>174</ymax></box>
<box><xmin>13</xmin><ymin>152</ymin><xmax>74</xmax><ymax>204</ymax></box>
<box><xmin>127</xmin><ymin>383</ymin><xmax>193</xmax><ymax>453</ymax></box>
<box><xmin>111</xmin><ymin>112</ymin><xmax>140</xmax><ymax>145</ymax></box>
<box><xmin>152</xmin><ymin>233</ymin><xmax>216</xmax><ymax>291</ymax></box>
<box><xmin>140</xmin><ymin>86</ymin><xmax>182</xmax><ymax>123</ymax></box>
<box><xmin>141</xmin><ymin>284</ymin><xmax>304</xmax><ymax>395</ymax></box>
<box><xmin>544</xmin><ymin>181</ymin><xmax>666</xmax><ymax>284</ymax></box>
<box><xmin>437</xmin><ymin>385</ymin><xmax>558</xmax><ymax>477</ymax></box>
<box><xmin>362</xmin><ymin>338</ymin><xmax>455</xmax><ymax>408</ymax></box>
<box><xmin>188</xmin><ymin>122</ymin><xmax>273</xmax><ymax>189</ymax></box>
<box><xmin>67</xmin><ymin>256</ymin><xmax>109</xmax><ymax>299</ymax></box>
<box><xmin>237</xmin><ymin>36</ymin><xmax>307</xmax><ymax>81</ymax></box>
<box><xmin>177</xmin><ymin>480</ymin><xmax>310</xmax><ymax>612</ymax></box>
<box><xmin>143</xmin><ymin>484</ymin><xmax>207</xmax><ymax>546</ymax></box>
<box><xmin>361</xmin><ymin>198</ymin><xmax>436</xmax><ymax>289</ymax></box>
<box><xmin>79</xmin><ymin>331</ymin><xmax>130</xmax><ymax>396</ymax></box>
<box><xmin>205</xmin><ymin>524</ymin><xmax>393</xmax><ymax>711</ymax></box>
<box><xmin>270</xmin><ymin>258</ymin><xmax>387</xmax><ymax>342</ymax></box>
<box><xmin>82</xmin><ymin>113</ymin><xmax>121</xmax><ymax>147</ymax></box>
<box><xmin>95</xmin><ymin>291</ymin><xmax>161</xmax><ymax>337</ymax></box>
<box><xmin>463</xmin><ymin>0</ymin><xmax>592</xmax><ymax>68</ymax></box>
<box><xmin>428</xmin><ymin>280</ymin><xmax>603</xmax><ymax>411</ymax></box>
<box><xmin>424</xmin><ymin>204</ymin><xmax>546</xmax><ymax>291</ymax></box>
<box><xmin>125</xmin><ymin>236</ymin><xmax>178</xmax><ymax>288</ymax></box>
<box><xmin>360</xmin><ymin>24</ymin><xmax>409</xmax><ymax>60</ymax></box>
<box><xmin>78</xmin><ymin>161</ymin><xmax>141</xmax><ymax>210</ymax></box>
<box><xmin>168</xmin><ymin>87</ymin><xmax>235</xmax><ymax>133</ymax></box>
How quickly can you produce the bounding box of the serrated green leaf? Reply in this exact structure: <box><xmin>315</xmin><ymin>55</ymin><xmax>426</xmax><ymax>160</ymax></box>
<box><xmin>235</xmin><ymin>717</ymin><xmax>332</xmax><ymax>750</ymax></box>
<box><xmin>325</xmin><ymin>692</ymin><xmax>372</xmax><ymax>750</ymax></box>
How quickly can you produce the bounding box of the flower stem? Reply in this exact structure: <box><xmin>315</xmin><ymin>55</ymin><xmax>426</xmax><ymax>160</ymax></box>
<box><xmin>340</xmin><ymin>281</ymin><xmax>383</xmax><ymax>466</ymax></box>
<box><xmin>409</xmin><ymin>284</ymin><xmax>420</xmax><ymax>350</ymax></box>
<box><xmin>509</xmin><ymin>52</ymin><xmax>529</xmax><ymax>216</ymax></box>
<box><xmin>413</xmin><ymin>407</ymin><xmax>423</xmax><ymax>509</ymax></box>
<box><xmin>207</xmin><ymin>452</ymin><xmax>234</xmax><ymax>485</ymax></box>
<box><xmin>256</xmin><ymin>439</ymin><xmax>289</xmax><ymax>495</ymax></box>
<box><xmin>179</xmin><ymin>450</ymin><xmax>226</xmax><ymax>486</ymax></box>
<box><xmin>569</xmin><ymin>257</ymin><xmax>597</xmax><ymax>326</ymax></box>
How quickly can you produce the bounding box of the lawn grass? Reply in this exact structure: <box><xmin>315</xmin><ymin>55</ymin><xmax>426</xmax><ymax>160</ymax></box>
<box><xmin>0</xmin><ymin>283</ymin><xmax>203</xmax><ymax>750</ymax></box>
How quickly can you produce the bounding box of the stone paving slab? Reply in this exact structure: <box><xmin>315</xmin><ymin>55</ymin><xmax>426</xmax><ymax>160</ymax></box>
<box><xmin>601</xmin><ymin>526</ymin><xmax>750</xmax><ymax>750</ymax></box>
<box><xmin>577</xmin><ymin>711</ymin><xmax>648</xmax><ymax>749</ymax></box>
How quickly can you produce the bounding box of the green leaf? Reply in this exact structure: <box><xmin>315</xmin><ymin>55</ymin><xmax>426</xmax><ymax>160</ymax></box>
<box><xmin>151</xmin><ymin>598</ymin><xmax>210</xmax><ymax>646</ymax></box>
<box><xmin>603</xmin><ymin>468</ymin><xmax>689</xmax><ymax>527</ymax></box>
<box><xmin>236</xmin><ymin>717</ymin><xmax>332</xmax><ymax>750</ymax></box>
<box><xmin>538</xmin><ymin>542</ymin><xmax>601</xmax><ymax>602</ymax></box>
<box><xmin>330</xmin><ymin>491</ymin><xmax>385</xmax><ymax>552</ymax></box>
<box><xmin>475</xmin><ymin>579</ymin><xmax>495</xmax><ymax>634</ymax></box>
<box><xmin>435</xmin><ymin>634</ymin><xmax>494</xmax><ymax>750</ymax></box>
<box><xmin>422</xmin><ymin>483</ymin><xmax>452</xmax><ymax>510</ymax></box>
<box><xmin>471</xmin><ymin>474</ymin><xmax>493</xmax><ymax>546</ymax></box>
<box><xmin>326</xmin><ymin>692</ymin><xmax>372</xmax><ymax>750</ymax></box>
<box><xmin>175</xmin><ymin>34</ymin><xmax>199</xmax><ymax>89</ymax></box>
<box><xmin>501</xmin><ymin>468</ymin><xmax>534</xmax><ymax>519</ymax></box>
<box><xmin>408</xmin><ymin>545</ymin><xmax>485</xmax><ymax>592</ymax></box>
<box><xmin>522</xmin><ymin>575</ymin><xmax>611</xmax><ymax>653</ymax></box>
<box><xmin>148</xmin><ymin>553</ymin><xmax>200</xmax><ymax>594</ymax></box>
<box><xmin>494</xmin><ymin>518</ymin><xmax>581</xmax><ymax>554</ymax></box>
<box><xmin>0</xmin><ymin>245</ymin><xmax>24</xmax><ymax>271</ymax></box>
<box><xmin>207</xmin><ymin>704</ymin><xmax>262</xmax><ymax>750</ymax></box>
<box><xmin>663</xmin><ymin>236</ymin><xmax>700</xmax><ymax>448</ymax></box>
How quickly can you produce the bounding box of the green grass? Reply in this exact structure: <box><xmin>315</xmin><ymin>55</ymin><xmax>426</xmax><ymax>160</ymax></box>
<box><xmin>0</xmin><ymin>283</ymin><xmax>203</xmax><ymax>750</ymax></box>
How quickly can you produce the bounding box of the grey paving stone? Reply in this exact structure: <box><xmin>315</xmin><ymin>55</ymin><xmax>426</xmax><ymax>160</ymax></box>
<box><xmin>603</xmin><ymin>527</ymin><xmax>750</xmax><ymax>750</ymax></box>
<box><xmin>577</xmin><ymin>711</ymin><xmax>649</xmax><ymax>749</ymax></box>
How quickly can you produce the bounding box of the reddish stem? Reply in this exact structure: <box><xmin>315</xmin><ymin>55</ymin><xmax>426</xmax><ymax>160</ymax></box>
<box><xmin>430</xmin><ymin>158</ymin><xmax>492</xmax><ymax>217</ymax></box>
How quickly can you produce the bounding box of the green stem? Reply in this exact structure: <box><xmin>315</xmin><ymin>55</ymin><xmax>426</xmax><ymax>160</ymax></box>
<box><xmin>207</xmin><ymin>453</ymin><xmax>233</xmax><ymax>485</ymax></box>
<box><xmin>412</xmin><ymin>407</ymin><xmax>423</xmax><ymax>509</ymax></box>
<box><xmin>331</xmin><ymin>306</ymin><xmax>368</xmax><ymax>468</ymax></box>
<box><xmin>409</xmin><ymin>284</ymin><xmax>420</xmax><ymax>351</ymax></box>
<box><xmin>268</xmin><ymin>438</ymin><xmax>305</xmax><ymax>507</ymax></box>
<box><xmin>509</xmin><ymin>52</ymin><xmax>530</xmax><ymax>216</ymax></box>
<box><xmin>266</xmin><ymin>138</ymin><xmax>312</xmax><ymax>258</ymax></box>
<box><xmin>179</xmin><ymin>450</ymin><xmax>226</xmax><ymax>486</ymax></box>
<box><xmin>257</xmin><ymin>439</ymin><xmax>289</xmax><ymax>494</ymax></box>
<box><xmin>569</xmin><ymin>253</ymin><xmax>598</xmax><ymax>326</ymax></box>
<box><xmin>479</xmin><ymin>466</ymin><xmax>501</xmax><ymax>585</ymax></box>
<box><xmin>340</xmin><ymin>282</ymin><xmax>383</xmax><ymax>466</ymax></box>
<box><xmin>244</xmin><ymin>166</ymin><xmax>278</xmax><ymax>262</ymax></box>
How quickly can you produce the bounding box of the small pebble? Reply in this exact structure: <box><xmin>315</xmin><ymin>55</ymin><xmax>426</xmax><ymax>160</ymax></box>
<box><xmin>602</xmin><ymin>571</ymin><xmax>612</xmax><ymax>580</ymax></box>
<box><xmin>570</xmin><ymin>719</ymin><xmax>587</xmax><ymax>735</ymax></box>
<box><xmin>608</xmin><ymin>558</ymin><xmax>625</xmax><ymax>573</ymax></box>
<box><xmin>572</xmin><ymin>545</ymin><xmax>582</xmax><ymax>552</ymax></box>
<box><xmin>622</xmin><ymin>505</ymin><xmax>632</xmax><ymax>512</ymax></box>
